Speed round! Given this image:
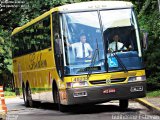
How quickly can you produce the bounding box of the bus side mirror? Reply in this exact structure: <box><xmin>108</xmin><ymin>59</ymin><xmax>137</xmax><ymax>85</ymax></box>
<box><xmin>141</xmin><ymin>31</ymin><xmax>148</xmax><ymax>51</ymax></box>
<box><xmin>54</xmin><ymin>33</ymin><xmax>63</xmax><ymax>55</ymax></box>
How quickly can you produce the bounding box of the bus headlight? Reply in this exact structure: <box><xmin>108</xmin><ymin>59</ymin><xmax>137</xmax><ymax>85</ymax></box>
<box><xmin>128</xmin><ymin>76</ymin><xmax>146</xmax><ymax>82</ymax></box>
<box><xmin>72</xmin><ymin>81</ymin><xmax>89</xmax><ymax>88</ymax></box>
<box><xmin>66</xmin><ymin>81</ymin><xmax>89</xmax><ymax>88</ymax></box>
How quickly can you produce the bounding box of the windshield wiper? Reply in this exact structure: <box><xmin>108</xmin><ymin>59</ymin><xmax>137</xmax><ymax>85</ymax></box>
<box><xmin>87</xmin><ymin>49</ymin><xmax>98</xmax><ymax>79</ymax></box>
<box><xmin>109</xmin><ymin>48</ymin><xmax>128</xmax><ymax>73</ymax></box>
<box><xmin>87</xmin><ymin>39</ymin><xmax>99</xmax><ymax>79</ymax></box>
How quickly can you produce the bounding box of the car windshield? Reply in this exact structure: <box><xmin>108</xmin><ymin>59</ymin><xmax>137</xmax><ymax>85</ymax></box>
<box><xmin>62</xmin><ymin>11</ymin><xmax>106</xmax><ymax>75</ymax></box>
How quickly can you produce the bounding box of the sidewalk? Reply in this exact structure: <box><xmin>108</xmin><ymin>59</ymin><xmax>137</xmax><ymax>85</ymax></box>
<box><xmin>136</xmin><ymin>96</ymin><xmax>160</xmax><ymax>115</ymax></box>
<box><xmin>145</xmin><ymin>97</ymin><xmax>160</xmax><ymax>108</ymax></box>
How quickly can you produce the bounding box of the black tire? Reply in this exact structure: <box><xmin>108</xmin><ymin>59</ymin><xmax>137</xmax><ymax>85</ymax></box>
<box><xmin>119</xmin><ymin>99</ymin><xmax>129</xmax><ymax>110</ymax></box>
<box><xmin>25</xmin><ymin>83</ymin><xmax>41</xmax><ymax>108</ymax></box>
<box><xmin>22</xmin><ymin>84</ymin><xmax>29</xmax><ymax>107</ymax></box>
<box><xmin>54</xmin><ymin>87</ymin><xmax>68</xmax><ymax>112</ymax></box>
<box><xmin>26</xmin><ymin>84</ymin><xmax>34</xmax><ymax>107</ymax></box>
<box><xmin>53</xmin><ymin>86</ymin><xmax>58</xmax><ymax>104</ymax></box>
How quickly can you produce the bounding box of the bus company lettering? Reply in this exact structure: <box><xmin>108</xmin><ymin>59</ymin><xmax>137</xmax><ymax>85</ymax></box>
<box><xmin>29</xmin><ymin>53</ymin><xmax>47</xmax><ymax>70</ymax></box>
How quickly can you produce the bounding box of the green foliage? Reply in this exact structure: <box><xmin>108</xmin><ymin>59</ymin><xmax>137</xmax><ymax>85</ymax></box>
<box><xmin>0</xmin><ymin>26</ymin><xmax>12</xmax><ymax>87</ymax></box>
<box><xmin>4</xmin><ymin>90</ymin><xmax>16</xmax><ymax>97</ymax></box>
<box><xmin>138</xmin><ymin>0</ymin><xmax>160</xmax><ymax>90</ymax></box>
<box><xmin>147</xmin><ymin>90</ymin><xmax>160</xmax><ymax>97</ymax></box>
<box><xmin>18</xmin><ymin>0</ymin><xmax>69</xmax><ymax>26</ymax></box>
<box><xmin>0</xmin><ymin>27</ymin><xmax>12</xmax><ymax>74</ymax></box>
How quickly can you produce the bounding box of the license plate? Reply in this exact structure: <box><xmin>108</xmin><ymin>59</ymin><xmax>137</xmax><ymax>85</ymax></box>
<box><xmin>130</xmin><ymin>86</ymin><xmax>143</xmax><ymax>92</ymax></box>
<box><xmin>73</xmin><ymin>91</ymin><xmax>87</xmax><ymax>97</ymax></box>
<box><xmin>103</xmin><ymin>88</ymin><xmax>116</xmax><ymax>94</ymax></box>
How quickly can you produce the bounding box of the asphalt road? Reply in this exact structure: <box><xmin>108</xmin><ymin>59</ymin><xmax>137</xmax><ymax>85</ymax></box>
<box><xmin>5</xmin><ymin>97</ymin><xmax>160</xmax><ymax>120</ymax></box>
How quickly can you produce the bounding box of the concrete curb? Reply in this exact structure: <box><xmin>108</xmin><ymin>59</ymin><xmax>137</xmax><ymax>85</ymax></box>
<box><xmin>135</xmin><ymin>98</ymin><xmax>160</xmax><ymax>115</ymax></box>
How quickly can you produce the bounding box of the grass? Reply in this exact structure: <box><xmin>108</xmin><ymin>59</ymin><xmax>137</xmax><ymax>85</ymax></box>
<box><xmin>146</xmin><ymin>90</ymin><xmax>160</xmax><ymax>98</ymax></box>
<box><xmin>4</xmin><ymin>91</ymin><xmax>16</xmax><ymax>98</ymax></box>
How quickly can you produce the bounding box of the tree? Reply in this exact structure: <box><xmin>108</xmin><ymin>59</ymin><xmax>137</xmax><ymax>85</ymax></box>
<box><xmin>0</xmin><ymin>26</ymin><xmax>12</xmax><ymax>88</ymax></box>
<box><xmin>138</xmin><ymin>0</ymin><xmax>160</xmax><ymax>90</ymax></box>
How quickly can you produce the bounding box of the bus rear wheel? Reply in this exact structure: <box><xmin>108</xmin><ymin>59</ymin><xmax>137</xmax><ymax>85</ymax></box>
<box><xmin>119</xmin><ymin>99</ymin><xmax>129</xmax><ymax>110</ymax></box>
<box><xmin>26</xmin><ymin>85</ymin><xmax>33</xmax><ymax>107</ymax></box>
<box><xmin>26</xmin><ymin>85</ymin><xmax>40</xmax><ymax>108</ymax></box>
<box><xmin>22</xmin><ymin>85</ymin><xmax>29</xmax><ymax>107</ymax></box>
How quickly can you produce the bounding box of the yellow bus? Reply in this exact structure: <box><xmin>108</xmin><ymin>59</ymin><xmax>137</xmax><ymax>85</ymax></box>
<box><xmin>11</xmin><ymin>1</ymin><xmax>146</xmax><ymax>112</ymax></box>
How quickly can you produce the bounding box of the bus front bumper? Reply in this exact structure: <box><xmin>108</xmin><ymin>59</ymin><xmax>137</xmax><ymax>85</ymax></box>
<box><xmin>65</xmin><ymin>82</ymin><xmax>146</xmax><ymax>105</ymax></box>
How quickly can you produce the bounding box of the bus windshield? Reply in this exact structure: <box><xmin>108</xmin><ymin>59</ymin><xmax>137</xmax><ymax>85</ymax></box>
<box><xmin>61</xmin><ymin>9</ymin><xmax>144</xmax><ymax>75</ymax></box>
<box><xmin>62</xmin><ymin>11</ymin><xmax>106</xmax><ymax>75</ymax></box>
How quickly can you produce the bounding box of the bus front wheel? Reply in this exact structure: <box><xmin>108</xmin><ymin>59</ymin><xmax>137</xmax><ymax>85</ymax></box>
<box><xmin>119</xmin><ymin>99</ymin><xmax>129</xmax><ymax>110</ymax></box>
<box><xmin>55</xmin><ymin>88</ymin><xmax>68</xmax><ymax>112</ymax></box>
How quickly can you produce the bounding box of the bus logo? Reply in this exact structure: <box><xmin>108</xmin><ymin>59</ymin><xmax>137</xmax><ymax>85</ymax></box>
<box><xmin>106</xmin><ymin>79</ymin><xmax>111</xmax><ymax>84</ymax></box>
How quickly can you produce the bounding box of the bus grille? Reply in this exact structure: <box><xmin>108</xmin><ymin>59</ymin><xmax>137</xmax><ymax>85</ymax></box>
<box><xmin>110</xmin><ymin>78</ymin><xmax>126</xmax><ymax>83</ymax></box>
<box><xmin>89</xmin><ymin>78</ymin><xmax>126</xmax><ymax>85</ymax></box>
<box><xmin>89</xmin><ymin>80</ymin><xmax>106</xmax><ymax>85</ymax></box>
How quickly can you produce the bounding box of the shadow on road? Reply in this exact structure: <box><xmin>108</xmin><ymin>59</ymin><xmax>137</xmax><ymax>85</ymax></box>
<box><xmin>32</xmin><ymin>102</ymin><xmax>142</xmax><ymax>114</ymax></box>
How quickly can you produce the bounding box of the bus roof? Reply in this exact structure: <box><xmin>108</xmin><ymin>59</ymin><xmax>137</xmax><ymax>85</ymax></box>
<box><xmin>11</xmin><ymin>1</ymin><xmax>133</xmax><ymax>36</ymax></box>
<box><xmin>57</xmin><ymin>1</ymin><xmax>133</xmax><ymax>12</ymax></box>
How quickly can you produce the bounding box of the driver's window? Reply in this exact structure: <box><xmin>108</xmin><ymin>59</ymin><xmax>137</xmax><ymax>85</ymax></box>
<box><xmin>104</xmin><ymin>26</ymin><xmax>137</xmax><ymax>53</ymax></box>
<box><xmin>108</xmin><ymin>34</ymin><xmax>127</xmax><ymax>52</ymax></box>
